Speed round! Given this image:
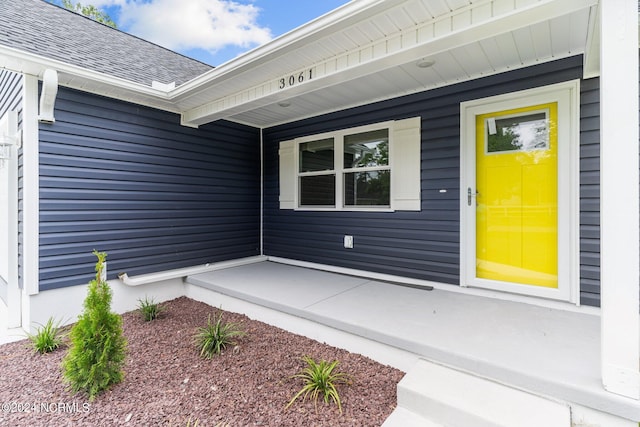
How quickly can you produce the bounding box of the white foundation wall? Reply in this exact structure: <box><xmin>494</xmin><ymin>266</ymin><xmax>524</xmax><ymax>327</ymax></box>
<box><xmin>22</xmin><ymin>278</ymin><xmax>186</xmax><ymax>334</ymax></box>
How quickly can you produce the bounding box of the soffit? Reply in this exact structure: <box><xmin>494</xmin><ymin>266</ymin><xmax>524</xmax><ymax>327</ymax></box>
<box><xmin>175</xmin><ymin>0</ymin><xmax>599</xmax><ymax>129</ymax></box>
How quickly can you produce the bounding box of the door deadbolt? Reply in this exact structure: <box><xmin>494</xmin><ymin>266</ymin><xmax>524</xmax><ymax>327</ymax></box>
<box><xmin>467</xmin><ymin>187</ymin><xmax>479</xmax><ymax>206</ymax></box>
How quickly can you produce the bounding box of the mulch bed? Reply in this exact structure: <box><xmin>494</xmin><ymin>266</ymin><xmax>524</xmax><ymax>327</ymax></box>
<box><xmin>0</xmin><ymin>296</ymin><xmax>404</xmax><ymax>426</ymax></box>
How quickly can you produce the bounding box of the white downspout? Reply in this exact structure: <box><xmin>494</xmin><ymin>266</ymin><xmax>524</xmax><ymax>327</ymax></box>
<box><xmin>260</xmin><ymin>127</ymin><xmax>264</xmax><ymax>255</ymax></box>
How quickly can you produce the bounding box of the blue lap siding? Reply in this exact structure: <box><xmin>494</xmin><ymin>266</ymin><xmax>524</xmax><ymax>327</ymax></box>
<box><xmin>263</xmin><ymin>55</ymin><xmax>603</xmax><ymax>306</ymax></box>
<box><xmin>578</xmin><ymin>77</ymin><xmax>601</xmax><ymax>307</ymax></box>
<box><xmin>31</xmin><ymin>56</ymin><xmax>607</xmax><ymax>305</ymax></box>
<box><xmin>38</xmin><ymin>87</ymin><xmax>261</xmax><ymax>291</ymax></box>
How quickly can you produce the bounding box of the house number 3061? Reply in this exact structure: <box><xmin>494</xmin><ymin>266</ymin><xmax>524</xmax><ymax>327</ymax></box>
<box><xmin>278</xmin><ymin>69</ymin><xmax>313</xmax><ymax>89</ymax></box>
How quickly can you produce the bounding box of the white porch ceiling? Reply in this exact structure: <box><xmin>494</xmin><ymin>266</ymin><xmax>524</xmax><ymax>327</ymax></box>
<box><xmin>173</xmin><ymin>0</ymin><xmax>599</xmax><ymax>129</ymax></box>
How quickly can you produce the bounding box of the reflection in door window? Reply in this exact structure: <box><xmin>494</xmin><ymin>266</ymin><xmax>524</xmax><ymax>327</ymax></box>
<box><xmin>486</xmin><ymin>111</ymin><xmax>549</xmax><ymax>153</ymax></box>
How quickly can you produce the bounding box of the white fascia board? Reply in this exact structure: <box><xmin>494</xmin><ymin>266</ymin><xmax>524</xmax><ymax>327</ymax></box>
<box><xmin>180</xmin><ymin>0</ymin><xmax>598</xmax><ymax>127</ymax></box>
<box><xmin>0</xmin><ymin>45</ymin><xmax>179</xmax><ymax>113</ymax></box>
<box><xmin>169</xmin><ymin>0</ymin><xmax>403</xmax><ymax>99</ymax></box>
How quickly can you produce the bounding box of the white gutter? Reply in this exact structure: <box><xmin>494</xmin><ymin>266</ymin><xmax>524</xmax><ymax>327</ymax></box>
<box><xmin>117</xmin><ymin>255</ymin><xmax>267</xmax><ymax>286</ymax></box>
<box><xmin>0</xmin><ymin>45</ymin><xmax>180</xmax><ymax>113</ymax></box>
<box><xmin>0</xmin><ymin>45</ymin><xmax>170</xmax><ymax>96</ymax></box>
<box><xmin>260</xmin><ymin>127</ymin><xmax>264</xmax><ymax>255</ymax></box>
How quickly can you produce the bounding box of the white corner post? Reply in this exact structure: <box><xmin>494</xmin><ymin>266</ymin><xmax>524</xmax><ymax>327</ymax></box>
<box><xmin>21</xmin><ymin>72</ymin><xmax>40</xmax><ymax>332</ymax></box>
<box><xmin>600</xmin><ymin>0</ymin><xmax>640</xmax><ymax>399</ymax></box>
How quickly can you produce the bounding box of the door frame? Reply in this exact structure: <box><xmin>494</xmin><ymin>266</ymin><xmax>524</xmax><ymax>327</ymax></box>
<box><xmin>460</xmin><ymin>80</ymin><xmax>580</xmax><ymax>304</ymax></box>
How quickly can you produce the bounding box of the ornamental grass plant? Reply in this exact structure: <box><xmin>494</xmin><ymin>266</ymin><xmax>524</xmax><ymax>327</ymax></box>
<box><xmin>286</xmin><ymin>355</ymin><xmax>352</xmax><ymax>413</ymax></box>
<box><xmin>194</xmin><ymin>311</ymin><xmax>245</xmax><ymax>359</ymax></box>
<box><xmin>27</xmin><ymin>317</ymin><xmax>65</xmax><ymax>354</ymax></box>
<box><xmin>137</xmin><ymin>296</ymin><xmax>165</xmax><ymax>321</ymax></box>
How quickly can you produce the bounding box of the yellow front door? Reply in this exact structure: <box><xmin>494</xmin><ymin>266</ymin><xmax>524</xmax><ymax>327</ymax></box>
<box><xmin>475</xmin><ymin>103</ymin><xmax>558</xmax><ymax>288</ymax></box>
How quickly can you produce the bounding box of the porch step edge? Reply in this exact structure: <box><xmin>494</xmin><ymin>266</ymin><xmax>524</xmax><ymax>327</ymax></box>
<box><xmin>397</xmin><ymin>359</ymin><xmax>571</xmax><ymax>427</ymax></box>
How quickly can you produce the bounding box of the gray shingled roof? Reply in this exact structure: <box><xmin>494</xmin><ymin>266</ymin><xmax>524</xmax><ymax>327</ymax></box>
<box><xmin>0</xmin><ymin>0</ymin><xmax>213</xmax><ymax>86</ymax></box>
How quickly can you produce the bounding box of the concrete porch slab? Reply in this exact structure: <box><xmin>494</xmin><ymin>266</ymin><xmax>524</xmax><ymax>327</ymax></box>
<box><xmin>188</xmin><ymin>261</ymin><xmax>368</xmax><ymax>311</ymax></box>
<box><xmin>186</xmin><ymin>260</ymin><xmax>640</xmax><ymax>421</ymax></box>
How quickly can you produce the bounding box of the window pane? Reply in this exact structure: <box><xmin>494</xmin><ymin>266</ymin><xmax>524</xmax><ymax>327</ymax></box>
<box><xmin>344</xmin><ymin>171</ymin><xmax>390</xmax><ymax>206</ymax></box>
<box><xmin>344</xmin><ymin>129</ymin><xmax>389</xmax><ymax>169</ymax></box>
<box><xmin>300</xmin><ymin>138</ymin><xmax>334</xmax><ymax>172</ymax></box>
<box><xmin>487</xmin><ymin>112</ymin><xmax>549</xmax><ymax>153</ymax></box>
<box><xmin>300</xmin><ymin>175</ymin><xmax>335</xmax><ymax>206</ymax></box>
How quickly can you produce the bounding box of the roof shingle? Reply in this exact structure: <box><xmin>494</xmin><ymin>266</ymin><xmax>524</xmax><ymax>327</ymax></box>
<box><xmin>0</xmin><ymin>0</ymin><xmax>213</xmax><ymax>86</ymax></box>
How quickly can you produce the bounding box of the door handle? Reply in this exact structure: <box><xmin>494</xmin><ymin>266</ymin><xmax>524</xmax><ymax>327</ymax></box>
<box><xmin>467</xmin><ymin>187</ymin><xmax>479</xmax><ymax>206</ymax></box>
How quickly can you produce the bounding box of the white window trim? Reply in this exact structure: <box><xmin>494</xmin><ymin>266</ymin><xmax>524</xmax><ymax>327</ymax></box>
<box><xmin>460</xmin><ymin>80</ymin><xmax>580</xmax><ymax>304</ymax></box>
<box><xmin>279</xmin><ymin>117</ymin><xmax>421</xmax><ymax>212</ymax></box>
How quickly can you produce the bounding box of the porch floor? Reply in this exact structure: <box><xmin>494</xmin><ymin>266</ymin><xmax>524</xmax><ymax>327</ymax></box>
<box><xmin>186</xmin><ymin>260</ymin><xmax>640</xmax><ymax>421</ymax></box>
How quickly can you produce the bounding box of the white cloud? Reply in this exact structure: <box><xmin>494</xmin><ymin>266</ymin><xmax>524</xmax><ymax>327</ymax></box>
<box><xmin>94</xmin><ymin>0</ymin><xmax>273</xmax><ymax>53</ymax></box>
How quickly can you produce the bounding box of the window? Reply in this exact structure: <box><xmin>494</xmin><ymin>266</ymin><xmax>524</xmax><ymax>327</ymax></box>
<box><xmin>279</xmin><ymin>117</ymin><xmax>421</xmax><ymax>211</ymax></box>
<box><xmin>343</xmin><ymin>129</ymin><xmax>390</xmax><ymax>207</ymax></box>
<box><xmin>299</xmin><ymin>138</ymin><xmax>335</xmax><ymax>206</ymax></box>
<box><xmin>485</xmin><ymin>110</ymin><xmax>549</xmax><ymax>154</ymax></box>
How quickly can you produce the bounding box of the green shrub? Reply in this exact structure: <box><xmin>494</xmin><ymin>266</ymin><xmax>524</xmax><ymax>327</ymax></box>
<box><xmin>137</xmin><ymin>296</ymin><xmax>164</xmax><ymax>321</ymax></box>
<box><xmin>286</xmin><ymin>355</ymin><xmax>352</xmax><ymax>413</ymax></box>
<box><xmin>27</xmin><ymin>317</ymin><xmax>65</xmax><ymax>354</ymax></box>
<box><xmin>194</xmin><ymin>311</ymin><xmax>245</xmax><ymax>359</ymax></box>
<box><xmin>61</xmin><ymin>250</ymin><xmax>127</xmax><ymax>400</ymax></box>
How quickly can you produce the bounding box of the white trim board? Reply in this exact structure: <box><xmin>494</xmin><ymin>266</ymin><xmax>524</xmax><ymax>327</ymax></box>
<box><xmin>21</xmin><ymin>74</ymin><xmax>40</xmax><ymax>297</ymax></box>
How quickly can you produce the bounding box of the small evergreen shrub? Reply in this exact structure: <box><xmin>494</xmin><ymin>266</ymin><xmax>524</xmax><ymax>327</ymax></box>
<box><xmin>137</xmin><ymin>296</ymin><xmax>164</xmax><ymax>321</ymax></box>
<box><xmin>27</xmin><ymin>317</ymin><xmax>64</xmax><ymax>354</ymax></box>
<box><xmin>194</xmin><ymin>311</ymin><xmax>245</xmax><ymax>359</ymax></box>
<box><xmin>61</xmin><ymin>250</ymin><xmax>127</xmax><ymax>400</ymax></box>
<box><xmin>286</xmin><ymin>355</ymin><xmax>352</xmax><ymax>413</ymax></box>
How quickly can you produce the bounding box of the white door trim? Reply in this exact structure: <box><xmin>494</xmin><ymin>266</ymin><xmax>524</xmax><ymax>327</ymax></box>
<box><xmin>460</xmin><ymin>80</ymin><xmax>580</xmax><ymax>304</ymax></box>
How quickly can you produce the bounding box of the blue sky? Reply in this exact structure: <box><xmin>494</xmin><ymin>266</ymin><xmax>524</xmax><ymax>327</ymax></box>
<box><xmin>66</xmin><ymin>0</ymin><xmax>351</xmax><ymax>66</ymax></box>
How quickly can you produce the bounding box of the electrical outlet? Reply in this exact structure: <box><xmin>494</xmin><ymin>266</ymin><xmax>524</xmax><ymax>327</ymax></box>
<box><xmin>344</xmin><ymin>235</ymin><xmax>354</xmax><ymax>249</ymax></box>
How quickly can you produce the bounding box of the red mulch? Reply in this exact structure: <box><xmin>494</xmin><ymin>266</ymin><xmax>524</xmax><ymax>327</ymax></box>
<box><xmin>0</xmin><ymin>296</ymin><xmax>404</xmax><ymax>426</ymax></box>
